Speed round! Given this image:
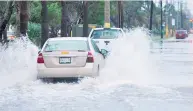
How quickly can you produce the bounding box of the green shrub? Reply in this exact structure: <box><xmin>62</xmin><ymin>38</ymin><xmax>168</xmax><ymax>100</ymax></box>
<box><xmin>27</xmin><ymin>22</ymin><xmax>41</xmax><ymax>46</ymax></box>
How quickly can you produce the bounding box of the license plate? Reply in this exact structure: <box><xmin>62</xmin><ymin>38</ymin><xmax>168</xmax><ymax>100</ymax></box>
<box><xmin>59</xmin><ymin>57</ymin><xmax>71</xmax><ymax>64</ymax></box>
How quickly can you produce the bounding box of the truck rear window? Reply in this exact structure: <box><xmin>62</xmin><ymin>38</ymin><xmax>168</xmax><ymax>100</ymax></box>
<box><xmin>91</xmin><ymin>29</ymin><xmax>123</xmax><ymax>39</ymax></box>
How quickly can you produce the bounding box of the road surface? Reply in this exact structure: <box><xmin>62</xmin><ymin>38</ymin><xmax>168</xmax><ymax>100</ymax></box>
<box><xmin>0</xmin><ymin>32</ymin><xmax>193</xmax><ymax>111</ymax></box>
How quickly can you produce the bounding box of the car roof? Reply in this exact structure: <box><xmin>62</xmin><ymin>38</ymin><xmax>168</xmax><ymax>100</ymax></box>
<box><xmin>48</xmin><ymin>37</ymin><xmax>88</xmax><ymax>41</ymax></box>
<box><xmin>176</xmin><ymin>30</ymin><xmax>187</xmax><ymax>31</ymax></box>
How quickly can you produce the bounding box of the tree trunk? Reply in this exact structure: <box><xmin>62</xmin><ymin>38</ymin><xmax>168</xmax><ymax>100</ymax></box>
<box><xmin>149</xmin><ymin>1</ymin><xmax>153</xmax><ymax>31</ymax></box>
<box><xmin>120</xmin><ymin>1</ymin><xmax>124</xmax><ymax>28</ymax></box>
<box><xmin>15</xmin><ymin>1</ymin><xmax>20</xmax><ymax>37</ymax></box>
<box><xmin>3</xmin><ymin>27</ymin><xmax>7</xmax><ymax>43</ymax></box>
<box><xmin>50</xmin><ymin>26</ymin><xmax>57</xmax><ymax>38</ymax></box>
<box><xmin>0</xmin><ymin>1</ymin><xmax>14</xmax><ymax>41</ymax></box>
<box><xmin>160</xmin><ymin>0</ymin><xmax>163</xmax><ymax>39</ymax></box>
<box><xmin>61</xmin><ymin>1</ymin><xmax>68</xmax><ymax>37</ymax></box>
<box><xmin>20</xmin><ymin>1</ymin><xmax>29</xmax><ymax>36</ymax></box>
<box><xmin>41</xmin><ymin>1</ymin><xmax>49</xmax><ymax>48</ymax></box>
<box><xmin>67</xmin><ymin>24</ymin><xmax>72</xmax><ymax>37</ymax></box>
<box><xmin>83</xmin><ymin>1</ymin><xmax>88</xmax><ymax>37</ymax></box>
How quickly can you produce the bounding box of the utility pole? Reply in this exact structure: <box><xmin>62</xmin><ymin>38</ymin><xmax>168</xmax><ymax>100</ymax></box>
<box><xmin>171</xmin><ymin>0</ymin><xmax>175</xmax><ymax>36</ymax></box>
<box><xmin>176</xmin><ymin>0</ymin><xmax>179</xmax><ymax>29</ymax></box>
<box><xmin>83</xmin><ymin>1</ymin><xmax>88</xmax><ymax>37</ymax></box>
<box><xmin>165</xmin><ymin>0</ymin><xmax>169</xmax><ymax>38</ymax></box>
<box><xmin>160</xmin><ymin>0</ymin><xmax>163</xmax><ymax>39</ymax></box>
<box><xmin>180</xmin><ymin>1</ymin><xmax>183</xmax><ymax>29</ymax></box>
<box><xmin>120</xmin><ymin>1</ymin><xmax>123</xmax><ymax>28</ymax></box>
<box><xmin>118</xmin><ymin>1</ymin><xmax>124</xmax><ymax>28</ymax></box>
<box><xmin>149</xmin><ymin>1</ymin><xmax>154</xmax><ymax>31</ymax></box>
<box><xmin>118</xmin><ymin>1</ymin><xmax>121</xmax><ymax>28</ymax></box>
<box><xmin>104</xmin><ymin>0</ymin><xmax>110</xmax><ymax>28</ymax></box>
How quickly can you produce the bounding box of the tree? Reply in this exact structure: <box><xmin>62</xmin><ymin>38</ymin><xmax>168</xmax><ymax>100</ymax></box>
<box><xmin>15</xmin><ymin>1</ymin><xmax>20</xmax><ymax>37</ymax></box>
<box><xmin>160</xmin><ymin>0</ymin><xmax>163</xmax><ymax>39</ymax></box>
<box><xmin>48</xmin><ymin>2</ymin><xmax>61</xmax><ymax>37</ymax></box>
<box><xmin>87</xmin><ymin>1</ymin><xmax>104</xmax><ymax>25</ymax></box>
<box><xmin>149</xmin><ymin>1</ymin><xmax>154</xmax><ymax>30</ymax></box>
<box><xmin>20</xmin><ymin>1</ymin><xmax>29</xmax><ymax>36</ymax></box>
<box><xmin>41</xmin><ymin>1</ymin><xmax>49</xmax><ymax>48</ymax></box>
<box><xmin>61</xmin><ymin>1</ymin><xmax>68</xmax><ymax>37</ymax></box>
<box><xmin>124</xmin><ymin>1</ymin><xmax>147</xmax><ymax>28</ymax></box>
<box><xmin>83</xmin><ymin>1</ymin><xmax>88</xmax><ymax>37</ymax></box>
<box><xmin>0</xmin><ymin>1</ymin><xmax>14</xmax><ymax>42</ymax></box>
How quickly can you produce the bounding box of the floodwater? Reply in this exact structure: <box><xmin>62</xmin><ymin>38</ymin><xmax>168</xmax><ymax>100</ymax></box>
<box><xmin>0</xmin><ymin>29</ymin><xmax>193</xmax><ymax>111</ymax></box>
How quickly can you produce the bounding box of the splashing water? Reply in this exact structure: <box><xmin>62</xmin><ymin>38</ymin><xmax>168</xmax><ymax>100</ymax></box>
<box><xmin>97</xmin><ymin>28</ymin><xmax>159</xmax><ymax>86</ymax></box>
<box><xmin>0</xmin><ymin>28</ymin><xmax>159</xmax><ymax>88</ymax></box>
<box><xmin>0</xmin><ymin>37</ymin><xmax>39</xmax><ymax>88</ymax></box>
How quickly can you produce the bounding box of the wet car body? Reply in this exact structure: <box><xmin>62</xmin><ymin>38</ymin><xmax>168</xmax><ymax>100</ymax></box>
<box><xmin>37</xmin><ymin>37</ymin><xmax>108</xmax><ymax>80</ymax></box>
<box><xmin>176</xmin><ymin>30</ymin><xmax>188</xmax><ymax>39</ymax></box>
<box><xmin>88</xmin><ymin>28</ymin><xmax>125</xmax><ymax>56</ymax></box>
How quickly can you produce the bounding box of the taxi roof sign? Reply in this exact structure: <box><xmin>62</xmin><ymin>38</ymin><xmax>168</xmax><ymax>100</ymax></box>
<box><xmin>104</xmin><ymin>23</ymin><xmax>110</xmax><ymax>28</ymax></box>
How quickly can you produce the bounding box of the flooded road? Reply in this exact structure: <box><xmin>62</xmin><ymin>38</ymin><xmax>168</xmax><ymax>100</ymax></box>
<box><xmin>0</xmin><ymin>30</ymin><xmax>193</xmax><ymax>111</ymax></box>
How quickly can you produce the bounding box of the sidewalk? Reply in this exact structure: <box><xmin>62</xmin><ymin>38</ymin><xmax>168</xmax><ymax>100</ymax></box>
<box><xmin>151</xmin><ymin>35</ymin><xmax>174</xmax><ymax>41</ymax></box>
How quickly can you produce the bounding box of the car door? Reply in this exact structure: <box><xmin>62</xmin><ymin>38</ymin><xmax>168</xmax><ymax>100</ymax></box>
<box><xmin>91</xmin><ymin>39</ymin><xmax>105</xmax><ymax>68</ymax></box>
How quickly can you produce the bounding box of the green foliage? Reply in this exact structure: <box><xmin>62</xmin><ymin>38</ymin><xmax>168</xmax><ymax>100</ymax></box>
<box><xmin>27</xmin><ymin>22</ymin><xmax>41</xmax><ymax>42</ymax></box>
<box><xmin>6</xmin><ymin>1</ymin><xmax>192</xmax><ymax>39</ymax></box>
<box><xmin>30</xmin><ymin>1</ymin><xmax>41</xmax><ymax>23</ymax></box>
<box><xmin>110</xmin><ymin>1</ymin><xmax>117</xmax><ymax>16</ymax></box>
<box><xmin>88</xmin><ymin>1</ymin><xmax>104</xmax><ymax>25</ymax></box>
<box><xmin>47</xmin><ymin>2</ymin><xmax>61</xmax><ymax>27</ymax></box>
<box><xmin>10</xmin><ymin>1</ymin><xmax>61</xmax><ymax>28</ymax></box>
<box><xmin>0</xmin><ymin>1</ymin><xmax>7</xmax><ymax>17</ymax></box>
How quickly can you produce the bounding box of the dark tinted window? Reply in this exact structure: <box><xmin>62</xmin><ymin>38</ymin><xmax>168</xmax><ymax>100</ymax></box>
<box><xmin>7</xmin><ymin>32</ymin><xmax>15</xmax><ymax>35</ymax></box>
<box><xmin>91</xmin><ymin>29</ymin><xmax>123</xmax><ymax>39</ymax></box>
<box><xmin>91</xmin><ymin>40</ymin><xmax>100</xmax><ymax>53</ymax></box>
<box><xmin>176</xmin><ymin>30</ymin><xmax>187</xmax><ymax>34</ymax></box>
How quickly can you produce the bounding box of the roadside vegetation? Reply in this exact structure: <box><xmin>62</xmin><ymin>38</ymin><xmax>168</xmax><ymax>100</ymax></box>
<box><xmin>0</xmin><ymin>1</ymin><xmax>191</xmax><ymax>46</ymax></box>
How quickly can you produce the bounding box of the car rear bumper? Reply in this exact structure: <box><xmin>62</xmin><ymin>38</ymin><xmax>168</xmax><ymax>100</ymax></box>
<box><xmin>37</xmin><ymin>63</ymin><xmax>96</xmax><ymax>78</ymax></box>
<box><xmin>176</xmin><ymin>36</ymin><xmax>186</xmax><ymax>39</ymax></box>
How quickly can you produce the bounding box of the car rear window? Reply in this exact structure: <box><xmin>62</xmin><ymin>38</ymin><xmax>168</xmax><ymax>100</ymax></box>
<box><xmin>176</xmin><ymin>30</ymin><xmax>187</xmax><ymax>34</ymax></box>
<box><xmin>44</xmin><ymin>40</ymin><xmax>89</xmax><ymax>52</ymax></box>
<box><xmin>91</xmin><ymin>29</ymin><xmax>123</xmax><ymax>39</ymax></box>
<box><xmin>7</xmin><ymin>32</ymin><xmax>15</xmax><ymax>35</ymax></box>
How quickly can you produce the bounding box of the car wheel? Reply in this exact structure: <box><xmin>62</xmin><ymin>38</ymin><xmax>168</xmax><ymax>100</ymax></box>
<box><xmin>38</xmin><ymin>78</ymin><xmax>54</xmax><ymax>83</ymax></box>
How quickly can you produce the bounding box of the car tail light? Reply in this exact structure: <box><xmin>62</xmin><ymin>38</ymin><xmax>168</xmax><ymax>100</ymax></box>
<box><xmin>37</xmin><ymin>53</ymin><xmax>44</xmax><ymax>63</ymax></box>
<box><xmin>86</xmin><ymin>51</ymin><xmax>94</xmax><ymax>63</ymax></box>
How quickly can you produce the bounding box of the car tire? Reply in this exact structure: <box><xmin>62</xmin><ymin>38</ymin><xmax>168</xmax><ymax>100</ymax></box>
<box><xmin>38</xmin><ymin>77</ymin><xmax>53</xmax><ymax>83</ymax></box>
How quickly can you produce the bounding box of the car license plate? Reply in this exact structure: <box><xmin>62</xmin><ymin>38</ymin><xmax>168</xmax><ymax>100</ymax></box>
<box><xmin>59</xmin><ymin>57</ymin><xmax>71</xmax><ymax>64</ymax></box>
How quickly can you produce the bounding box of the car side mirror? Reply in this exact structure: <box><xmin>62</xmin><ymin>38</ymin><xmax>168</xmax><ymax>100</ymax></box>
<box><xmin>100</xmin><ymin>49</ymin><xmax>108</xmax><ymax>58</ymax></box>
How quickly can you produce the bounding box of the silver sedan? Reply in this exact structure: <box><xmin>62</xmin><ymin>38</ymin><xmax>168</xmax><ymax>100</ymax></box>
<box><xmin>37</xmin><ymin>37</ymin><xmax>108</xmax><ymax>80</ymax></box>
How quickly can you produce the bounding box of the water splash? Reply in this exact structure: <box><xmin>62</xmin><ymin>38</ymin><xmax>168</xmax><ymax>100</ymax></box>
<box><xmin>0</xmin><ymin>37</ymin><xmax>39</xmax><ymax>88</ymax></box>
<box><xmin>93</xmin><ymin>28</ymin><xmax>159</xmax><ymax>86</ymax></box>
<box><xmin>0</xmin><ymin>28</ymin><xmax>174</xmax><ymax>88</ymax></box>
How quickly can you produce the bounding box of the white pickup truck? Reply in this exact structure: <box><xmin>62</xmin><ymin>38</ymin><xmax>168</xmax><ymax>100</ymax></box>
<box><xmin>88</xmin><ymin>28</ymin><xmax>125</xmax><ymax>52</ymax></box>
